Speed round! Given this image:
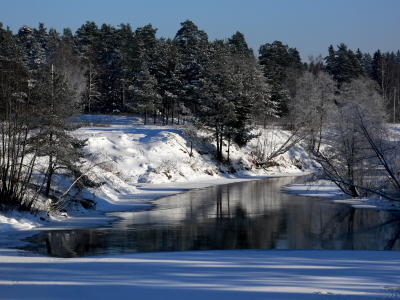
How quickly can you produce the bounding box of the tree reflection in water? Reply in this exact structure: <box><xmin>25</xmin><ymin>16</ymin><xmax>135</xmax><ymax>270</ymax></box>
<box><xmin>21</xmin><ymin>176</ymin><xmax>400</xmax><ymax>257</ymax></box>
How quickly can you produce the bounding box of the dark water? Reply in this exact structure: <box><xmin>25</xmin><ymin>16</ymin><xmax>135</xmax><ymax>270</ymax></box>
<box><xmin>21</xmin><ymin>176</ymin><xmax>400</xmax><ymax>257</ymax></box>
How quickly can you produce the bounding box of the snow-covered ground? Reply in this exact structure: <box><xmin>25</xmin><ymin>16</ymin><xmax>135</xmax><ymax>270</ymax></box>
<box><xmin>0</xmin><ymin>115</ymin><xmax>399</xmax><ymax>299</ymax></box>
<box><xmin>1</xmin><ymin>249</ymin><xmax>399</xmax><ymax>300</ymax></box>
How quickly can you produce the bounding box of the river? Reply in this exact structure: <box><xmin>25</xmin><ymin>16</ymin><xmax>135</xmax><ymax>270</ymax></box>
<box><xmin>20</xmin><ymin>175</ymin><xmax>400</xmax><ymax>257</ymax></box>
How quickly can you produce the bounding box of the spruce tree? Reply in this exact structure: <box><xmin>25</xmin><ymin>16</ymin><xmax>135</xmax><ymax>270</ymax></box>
<box><xmin>129</xmin><ymin>65</ymin><xmax>162</xmax><ymax>125</ymax></box>
<box><xmin>75</xmin><ymin>21</ymin><xmax>101</xmax><ymax>112</ymax></box>
<box><xmin>324</xmin><ymin>45</ymin><xmax>337</xmax><ymax>76</ymax></box>
<box><xmin>258</xmin><ymin>41</ymin><xmax>300</xmax><ymax>116</ymax></box>
<box><xmin>174</xmin><ymin>20</ymin><xmax>209</xmax><ymax>119</ymax></box>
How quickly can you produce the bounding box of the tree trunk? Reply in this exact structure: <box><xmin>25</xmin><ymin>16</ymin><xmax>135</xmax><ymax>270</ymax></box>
<box><xmin>45</xmin><ymin>133</ymin><xmax>54</xmax><ymax>198</ymax></box>
<box><xmin>219</xmin><ymin>136</ymin><xmax>223</xmax><ymax>161</ymax></box>
<box><xmin>45</xmin><ymin>156</ymin><xmax>53</xmax><ymax>198</ymax></box>
<box><xmin>122</xmin><ymin>81</ymin><xmax>125</xmax><ymax>105</ymax></box>
<box><xmin>216</xmin><ymin>130</ymin><xmax>220</xmax><ymax>160</ymax></box>
<box><xmin>227</xmin><ymin>137</ymin><xmax>231</xmax><ymax>163</ymax></box>
<box><xmin>171</xmin><ymin>100</ymin><xmax>174</xmax><ymax>125</ymax></box>
<box><xmin>166</xmin><ymin>102</ymin><xmax>169</xmax><ymax>125</ymax></box>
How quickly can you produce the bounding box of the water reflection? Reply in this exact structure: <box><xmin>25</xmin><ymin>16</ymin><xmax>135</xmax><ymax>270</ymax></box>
<box><xmin>21</xmin><ymin>176</ymin><xmax>400</xmax><ymax>257</ymax></box>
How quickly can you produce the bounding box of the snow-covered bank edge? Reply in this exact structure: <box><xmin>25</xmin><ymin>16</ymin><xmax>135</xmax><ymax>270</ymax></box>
<box><xmin>285</xmin><ymin>179</ymin><xmax>400</xmax><ymax>210</ymax></box>
<box><xmin>2</xmin><ymin>172</ymin><xmax>310</xmax><ymax>230</ymax></box>
<box><xmin>0</xmin><ymin>171</ymin><xmax>311</xmax><ymax>250</ymax></box>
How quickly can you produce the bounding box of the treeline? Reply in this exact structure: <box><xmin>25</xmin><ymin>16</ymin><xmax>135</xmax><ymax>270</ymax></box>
<box><xmin>3</xmin><ymin>20</ymin><xmax>400</xmax><ymax>120</ymax></box>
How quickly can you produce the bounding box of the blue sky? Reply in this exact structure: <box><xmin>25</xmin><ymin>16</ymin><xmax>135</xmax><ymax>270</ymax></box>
<box><xmin>2</xmin><ymin>0</ymin><xmax>400</xmax><ymax>61</ymax></box>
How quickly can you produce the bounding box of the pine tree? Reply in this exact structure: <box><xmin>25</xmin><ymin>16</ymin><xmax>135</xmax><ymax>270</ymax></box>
<box><xmin>153</xmin><ymin>38</ymin><xmax>182</xmax><ymax>125</ymax></box>
<box><xmin>174</xmin><ymin>20</ymin><xmax>209</xmax><ymax>120</ymax></box>
<box><xmin>196</xmin><ymin>39</ymin><xmax>267</xmax><ymax>162</ymax></box>
<box><xmin>324</xmin><ymin>45</ymin><xmax>337</xmax><ymax>76</ymax></box>
<box><xmin>49</xmin><ymin>28</ymin><xmax>86</xmax><ymax>104</ymax></box>
<box><xmin>117</xmin><ymin>23</ymin><xmax>138</xmax><ymax>106</ymax></box>
<box><xmin>371</xmin><ymin>49</ymin><xmax>385</xmax><ymax>89</ymax></box>
<box><xmin>355</xmin><ymin>48</ymin><xmax>366</xmax><ymax>77</ymax></box>
<box><xmin>363</xmin><ymin>52</ymin><xmax>373</xmax><ymax>77</ymax></box>
<box><xmin>18</xmin><ymin>25</ymin><xmax>45</xmax><ymax>69</ymax></box>
<box><xmin>135</xmin><ymin>23</ymin><xmax>158</xmax><ymax>68</ymax></box>
<box><xmin>75</xmin><ymin>21</ymin><xmax>102</xmax><ymax>112</ymax></box>
<box><xmin>228</xmin><ymin>31</ymin><xmax>253</xmax><ymax>57</ymax></box>
<box><xmin>324</xmin><ymin>44</ymin><xmax>364</xmax><ymax>87</ymax></box>
<box><xmin>129</xmin><ymin>65</ymin><xmax>162</xmax><ymax>125</ymax></box>
<box><xmin>258</xmin><ymin>41</ymin><xmax>300</xmax><ymax>116</ymax></box>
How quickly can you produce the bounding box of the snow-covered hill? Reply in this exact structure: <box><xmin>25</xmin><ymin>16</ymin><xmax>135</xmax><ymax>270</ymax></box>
<box><xmin>73</xmin><ymin>115</ymin><xmax>315</xmax><ymax>206</ymax></box>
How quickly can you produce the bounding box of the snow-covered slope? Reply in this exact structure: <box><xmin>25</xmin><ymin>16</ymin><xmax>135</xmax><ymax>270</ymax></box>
<box><xmin>0</xmin><ymin>115</ymin><xmax>314</xmax><ymax>232</ymax></box>
<box><xmin>76</xmin><ymin>115</ymin><xmax>313</xmax><ymax>184</ymax></box>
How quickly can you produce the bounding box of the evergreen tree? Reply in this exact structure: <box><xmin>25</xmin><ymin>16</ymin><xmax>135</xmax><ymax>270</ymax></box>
<box><xmin>153</xmin><ymin>38</ymin><xmax>182</xmax><ymax>125</ymax></box>
<box><xmin>0</xmin><ymin>23</ymin><xmax>89</xmax><ymax>211</ymax></box>
<box><xmin>49</xmin><ymin>28</ymin><xmax>86</xmax><ymax>104</ymax></box>
<box><xmin>18</xmin><ymin>25</ymin><xmax>45</xmax><ymax>69</ymax></box>
<box><xmin>258</xmin><ymin>41</ymin><xmax>301</xmax><ymax>116</ymax></box>
<box><xmin>128</xmin><ymin>65</ymin><xmax>162</xmax><ymax>125</ymax></box>
<box><xmin>324</xmin><ymin>45</ymin><xmax>337</xmax><ymax>76</ymax></box>
<box><xmin>371</xmin><ymin>49</ymin><xmax>384</xmax><ymax>89</ymax></box>
<box><xmin>228</xmin><ymin>31</ymin><xmax>253</xmax><ymax>57</ymax></box>
<box><xmin>135</xmin><ymin>23</ymin><xmax>158</xmax><ymax>67</ymax></box>
<box><xmin>363</xmin><ymin>52</ymin><xmax>373</xmax><ymax>77</ymax></box>
<box><xmin>324</xmin><ymin>44</ymin><xmax>364</xmax><ymax>87</ymax></box>
<box><xmin>75</xmin><ymin>21</ymin><xmax>101</xmax><ymax>112</ymax></box>
<box><xmin>117</xmin><ymin>23</ymin><xmax>138</xmax><ymax>106</ymax></box>
<box><xmin>175</xmin><ymin>20</ymin><xmax>209</xmax><ymax>119</ymax></box>
<box><xmin>355</xmin><ymin>48</ymin><xmax>365</xmax><ymax>76</ymax></box>
<box><xmin>196</xmin><ymin>39</ymin><xmax>269</xmax><ymax>162</ymax></box>
<box><xmin>96</xmin><ymin>23</ymin><xmax>125</xmax><ymax>113</ymax></box>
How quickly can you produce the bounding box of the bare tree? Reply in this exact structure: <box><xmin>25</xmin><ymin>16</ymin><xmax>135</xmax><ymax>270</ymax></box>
<box><xmin>310</xmin><ymin>81</ymin><xmax>400</xmax><ymax>200</ymax></box>
<box><xmin>249</xmin><ymin>125</ymin><xmax>305</xmax><ymax>168</ymax></box>
<box><xmin>290</xmin><ymin>72</ymin><xmax>336</xmax><ymax>152</ymax></box>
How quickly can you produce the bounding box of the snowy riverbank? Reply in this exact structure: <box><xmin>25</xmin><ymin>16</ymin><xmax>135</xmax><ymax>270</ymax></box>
<box><xmin>1</xmin><ymin>115</ymin><xmax>314</xmax><ymax>233</ymax></box>
<box><xmin>1</xmin><ymin>116</ymin><xmax>399</xmax><ymax>299</ymax></box>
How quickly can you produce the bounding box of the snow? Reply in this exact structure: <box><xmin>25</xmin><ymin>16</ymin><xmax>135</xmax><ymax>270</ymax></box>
<box><xmin>0</xmin><ymin>213</ymin><xmax>39</xmax><ymax>234</ymax></box>
<box><xmin>0</xmin><ymin>249</ymin><xmax>399</xmax><ymax>299</ymax></box>
<box><xmin>285</xmin><ymin>179</ymin><xmax>345</xmax><ymax>198</ymax></box>
<box><xmin>0</xmin><ymin>115</ymin><xmax>399</xmax><ymax>299</ymax></box>
<box><xmin>285</xmin><ymin>179</ymin><xmax>400</xmax><ymax>211</ymax></box>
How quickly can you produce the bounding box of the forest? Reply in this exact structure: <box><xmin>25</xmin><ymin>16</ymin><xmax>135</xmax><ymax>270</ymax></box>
<box><xmin>1</xmin><ymin>19</ymin><xmax>400</xmax><ymax>212</ymax></box>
